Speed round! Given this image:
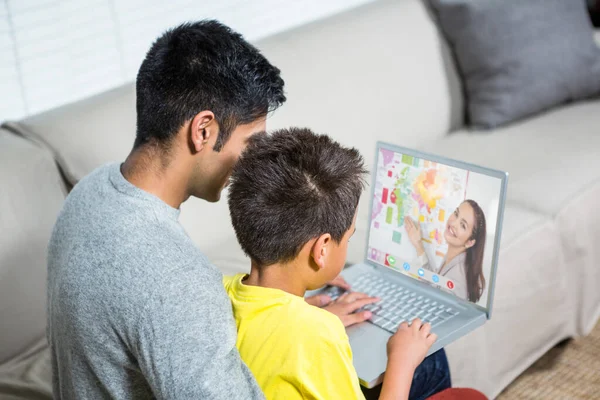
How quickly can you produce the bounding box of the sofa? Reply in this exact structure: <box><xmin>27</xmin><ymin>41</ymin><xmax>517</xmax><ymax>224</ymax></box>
<box><xmin>1</xmin><ymin>0</ymin><xmax>599</xmax><ymax>398</ymax></box>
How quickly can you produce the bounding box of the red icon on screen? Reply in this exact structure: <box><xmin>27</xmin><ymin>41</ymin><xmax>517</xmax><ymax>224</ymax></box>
<box><xmin>447</xmin><ymin>280</ymin><xmax>455</xmax><ymax>290</ymax></box>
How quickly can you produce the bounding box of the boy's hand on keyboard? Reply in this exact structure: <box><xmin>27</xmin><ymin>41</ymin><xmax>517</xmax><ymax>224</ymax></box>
<box><xmin>379</xmin><ymin>319</ymin><xmax>436</xmax><ymax>399</ymax></box>
<box><xmin>387</xmin><ymin>318</ymin><xmax>437</xmax><ymax>371</ymax></box>
<box><xmin>322</xmin><ymin>292</ymin><xmax>380</xmax><ymax>327</ymax></box>
<box><xmin>326</xmin><ymin>275</ymin><xmax>351</xmax><ymax>291</ymax></box>
<box><xmin>304</xmin><ymin>276</ymin><xmax>350</xmax><ymax>307</ymax></box>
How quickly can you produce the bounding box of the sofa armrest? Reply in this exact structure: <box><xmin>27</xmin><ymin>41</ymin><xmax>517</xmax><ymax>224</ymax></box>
<box><xmin>0</xmin><ymin>130</ymin><xmax>64</xmax><ymax>365</ymax></box>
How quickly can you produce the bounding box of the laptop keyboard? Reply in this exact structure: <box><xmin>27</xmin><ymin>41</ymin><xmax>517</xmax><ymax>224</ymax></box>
<box><xmin>324</xmin><ymin>274</ymin><xmax>459</xmax><ymax>333</ymax></box>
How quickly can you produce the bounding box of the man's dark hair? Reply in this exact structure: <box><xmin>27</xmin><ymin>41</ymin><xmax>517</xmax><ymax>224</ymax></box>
<box><xmin>228</xmin><ymin>128</ymin><xmax>367</xmax><ymax>267</ymax></box>
<box><xmin>135</xmin><ymin>20</ymin><xmax>285</xmax><ymax>150</ymax></box>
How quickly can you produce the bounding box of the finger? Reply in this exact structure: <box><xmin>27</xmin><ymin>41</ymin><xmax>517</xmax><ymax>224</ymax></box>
<box><xmin>335</xmin><ymin>292</ymin><xmax>350</xmax><ymax>303</ymax></box>
<box><xmin>395</xmin><ymin>321</ymin><xmax>410</xmax><ymax>332</ymax></box>
<box><xmin>305</xmin><ymin>294</ymin><xmax>331</xmax><ymax>307</ymax></box>
<box><xmin>329</xmin><ymin>276</ymin><xmax>351</xmax><ymax>290</ymax></box>
<box><xmin>342</xmin><ymin>297</ymin><xmax>380</xmax><ymax>313</ymax></box>
<box><xmin>339</xmin><ymin>292</ymin><xmax>377</xmax><ymax>304</ymax></box>
<box><xmin>410</xmin><ymin>318</ymin><xmax>423</xmax><ymax>330</ymax></box>
<box><xmin>420</xmin><ymin>322</ymin><xmax>432</xmax><ymax>336</ymax></box>
<box><xmin>341</xmin><ymin>310</ymin><xmax>372</xmax><ymax>327</ymax></box>
<box><xmin>343</xmin><ymin>291</ymin><xmax>371</xmax><ymax>302</ymax></box>
<box><xmin>427</xmin><ymin>333</ymin><xmax>438</xmax><ymax>345</ymax></box>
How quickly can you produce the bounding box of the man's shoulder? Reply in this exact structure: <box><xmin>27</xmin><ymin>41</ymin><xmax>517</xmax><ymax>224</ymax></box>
<box><xmin>57</xmin><ymin>163</ymin><xmax>121</xmax><ymax>228</ymax></box>
<box><xmin>67</xmin><ymin>163</ymin><xmax>114</xmax><ymax>197</ymax></box>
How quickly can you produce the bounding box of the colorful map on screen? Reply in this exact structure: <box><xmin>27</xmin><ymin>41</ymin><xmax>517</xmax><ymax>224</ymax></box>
<box><xmin>368</xmin><ymin>148</ymin><xmax>468</xmax><ymax>270</ymax></box>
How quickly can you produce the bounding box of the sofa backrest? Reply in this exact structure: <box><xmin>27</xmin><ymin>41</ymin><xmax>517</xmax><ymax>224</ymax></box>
<box><xmin>2</xmin><ymin>84</ymin><xmax>246</xmax><ymax>249</ymax></box>
<box><xmin>2</xmin><ymin>0</ymin><xmax>463</xmax><ymax>256</ymax></box>
<box><xmin>257</xmin><ymin>0</ymin><xmax>464</xmax><ymax>162</ymax></box>
<box><xmin>0</xmin><ymin>130</ymin><xmax>65</xmax><ymax>364</ymax></box>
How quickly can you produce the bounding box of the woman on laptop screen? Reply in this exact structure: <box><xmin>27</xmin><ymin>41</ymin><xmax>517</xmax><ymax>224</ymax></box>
<box><xmin>404</xmin><ymin>199</ymin><xmax>487</xmax><ymax>303</ymax></box>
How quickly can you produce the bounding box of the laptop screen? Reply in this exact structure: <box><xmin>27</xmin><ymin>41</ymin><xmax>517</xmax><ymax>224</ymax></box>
<box><xmin>367</xmin><ymin>145</ymin><xmax>505</xmax><ymax>309</ymax></box>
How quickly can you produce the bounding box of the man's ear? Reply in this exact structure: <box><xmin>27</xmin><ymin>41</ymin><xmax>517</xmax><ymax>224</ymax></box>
<box><xmin>310</xmin><ymin>234</ymin><xmax>331</xmax><ymax>271</ymax></box>
<box><xmin>190</xmin><ymin>111</ymin><xmax>215</xmax><ymax>153</ymax></box>
<box><xmin>465</xmin><ymin>239</ymin><xmax>476</xmax><ymax>249</ymax></box>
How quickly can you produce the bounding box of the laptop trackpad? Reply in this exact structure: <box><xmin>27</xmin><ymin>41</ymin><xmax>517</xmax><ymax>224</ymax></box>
<box><xmin>347</xmin><ymin>322</ymin><xmax>391</xmax><ymax>387</ymax></box>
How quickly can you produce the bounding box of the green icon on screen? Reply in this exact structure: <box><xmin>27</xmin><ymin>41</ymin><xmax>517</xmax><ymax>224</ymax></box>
<box><xmin>387</xmin><ymin>255</ymin><xmax>396</xmax><ymax>266</ymax></box>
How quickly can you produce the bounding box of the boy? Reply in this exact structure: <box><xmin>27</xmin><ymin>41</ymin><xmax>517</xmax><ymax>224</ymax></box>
<box><xmin>225</xmin><ymin>128</ymin><xmax>437</xmax><ymax>399</ymax></box>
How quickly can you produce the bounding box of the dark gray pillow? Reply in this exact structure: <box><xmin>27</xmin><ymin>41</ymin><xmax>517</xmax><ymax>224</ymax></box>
<box><xmin>430</xmin><ymin>0</ymin><xmax>600</xmax><ymax>128</ymax></box>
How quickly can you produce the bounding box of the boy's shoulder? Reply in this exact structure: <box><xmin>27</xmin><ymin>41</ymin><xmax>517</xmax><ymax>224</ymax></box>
<box><xmin>294</xmin><ymin>296</ymin><xmax>344</xmax><ymax>328</ymax></box>
<box><xmin>224</xmin><ymin>274</ymin><xmax>347</xmax><ymax>343</ymax></box>
<box><xmin>267</xmin><ymin>289</ymin><xmax>349</xmax><ymax>348</ymax></box>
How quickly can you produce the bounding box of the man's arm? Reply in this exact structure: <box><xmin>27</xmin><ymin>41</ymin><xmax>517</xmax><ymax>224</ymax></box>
<box><xmin>132</xmin><ymin>266</ymin><xmax>264</xmax><ymax>400</ymax></box>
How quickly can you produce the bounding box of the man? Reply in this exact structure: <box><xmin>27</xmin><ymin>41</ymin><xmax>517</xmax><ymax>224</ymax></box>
<box><xmin>47</xmin><ymin>20</ymin><xmax>449</xmax><ymax>399</ymax></box>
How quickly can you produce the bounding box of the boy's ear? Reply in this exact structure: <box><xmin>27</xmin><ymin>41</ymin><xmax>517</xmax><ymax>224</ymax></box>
<box><xmin>311</xmin><ymin>233</ymin><xmax>332</xmax><ymax>271</ymax></box>
<box><xmin>190</xmin><ymin>111</ymin><xmax>215</xmax><ymax>153</ymax></box>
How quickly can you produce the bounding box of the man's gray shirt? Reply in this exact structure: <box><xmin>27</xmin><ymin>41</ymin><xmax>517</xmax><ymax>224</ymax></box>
<box><xmin>47</xmin><ymin>163</ymin><xmax>264</xmax><ymax>399</ymax></box>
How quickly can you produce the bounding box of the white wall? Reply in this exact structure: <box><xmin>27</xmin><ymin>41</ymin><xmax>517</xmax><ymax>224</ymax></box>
<box><xmin>0</xmin><ymin>0</ymin><xmax>375</xmax><ymax>121</ymax></box>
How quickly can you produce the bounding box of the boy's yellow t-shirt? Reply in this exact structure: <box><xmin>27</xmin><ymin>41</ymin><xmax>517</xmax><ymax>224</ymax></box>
<box><xmin>224</xmin><ymin>274</ymin><xmax>365</xmax><ymax>400</ymax></box>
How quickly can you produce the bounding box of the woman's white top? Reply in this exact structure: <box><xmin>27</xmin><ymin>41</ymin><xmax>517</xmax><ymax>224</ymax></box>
<box><xmin>418</xmin><ymin>251</ymin><xmax>468</xmax><ymax>301</ymax></box>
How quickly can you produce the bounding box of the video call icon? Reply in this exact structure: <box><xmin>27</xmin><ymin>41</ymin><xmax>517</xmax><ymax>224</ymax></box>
<box><xmin>387</xmin><ymin>255</ymin><xmax>396</xmax><ymax>267</ymax></box>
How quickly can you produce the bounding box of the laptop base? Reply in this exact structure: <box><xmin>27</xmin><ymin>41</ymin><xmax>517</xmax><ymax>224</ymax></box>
<box><xmin>314</xmin><ymin>262</ymin><xmax>487</xmax><ymax>388</ymax></box>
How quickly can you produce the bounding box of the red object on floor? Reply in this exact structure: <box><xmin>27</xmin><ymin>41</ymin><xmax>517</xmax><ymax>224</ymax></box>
<box><xmin>427</xmin><ymin>388</ymin><xmax>487</xmax><ymax>400</ymax></box>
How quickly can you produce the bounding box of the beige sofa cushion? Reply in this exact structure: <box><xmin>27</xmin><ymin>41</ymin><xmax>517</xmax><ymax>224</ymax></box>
<box><xmin>423</xmin><ymin>99</ymin><xmax>600</xmax><ymax>395</ymax></box>
<box><xmin>446</xmin><ymin>207</ymin><xmax>571</xmax><ymax>398</ymax></box>
<box><xmin>554</xmin><ymin>174</ymin><xmax>600</xmax><ymax>335</ymax></box>
<box><xmin>0</xmin><ymin>338</ymin><xmax>51</xmax><ymax>400</ymax></box>
<box><xmin>424</xmin><ymin>100</ymin><xmax>600</xmax><ymax>216</ymax></box>
<box><xmin>0</xmin><ymin>130</ymin><xmax>65</xmax><ymax>364</ymax></box>
<box><xmin>3</xmin><ymin>84</ymin><xmax>137</xmax><ymax>186</ymax></box>
<box><xmin>3</xmin><ymin>86</ymin><xmax>239</xmax><ymax>247</ymax></box>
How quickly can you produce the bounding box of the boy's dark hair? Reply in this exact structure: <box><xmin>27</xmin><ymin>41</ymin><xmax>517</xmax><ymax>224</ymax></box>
<box><xmin>135</xmin><ymin>20</ymin><xmax>285</xmax><ymax>151</ymax></box>
<box><xmin>228</xmin><ymin>128</ymin><xmax>367</xmax><ymax>267</ymax></box>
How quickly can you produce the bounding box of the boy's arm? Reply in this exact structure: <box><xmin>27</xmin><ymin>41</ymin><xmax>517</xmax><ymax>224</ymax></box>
<box><xmin>378</xmin><ymin>361</ymin><xmax>413</xmax><ymax>400</ymax></box>
<box><xmin>133</xmin><ymin>267</ymin><xmax>264</xmax><ymax>400</ymax></box>
<box><xmin>379</xmin><ymin>319</ymin><xmax>437</xmax><ymax>400</ymax></box>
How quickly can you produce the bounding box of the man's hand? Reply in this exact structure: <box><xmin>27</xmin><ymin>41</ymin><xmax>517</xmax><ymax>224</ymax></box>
<box><xmin>322</xmin><ymin>292</ymin><xmax>379</xmax><ymax>327</ymax></box>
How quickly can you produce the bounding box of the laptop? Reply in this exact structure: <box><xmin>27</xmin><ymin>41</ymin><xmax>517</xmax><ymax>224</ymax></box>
<box><xmin>316</xmin><ymin>142</ymin><xmax>508</xmax><ymax>388</ymax></box>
